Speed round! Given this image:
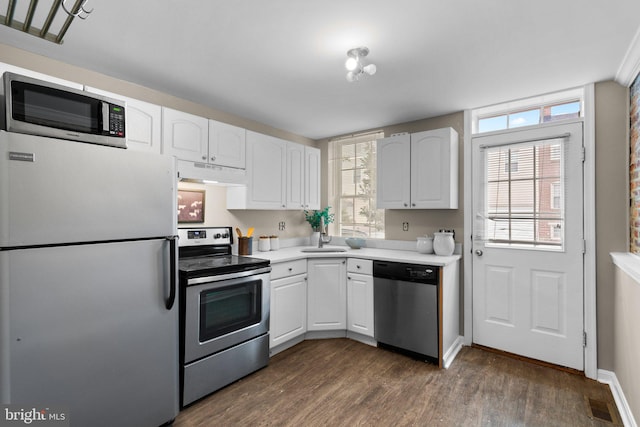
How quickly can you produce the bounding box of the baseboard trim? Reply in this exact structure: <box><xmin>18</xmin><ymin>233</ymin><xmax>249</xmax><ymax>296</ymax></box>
<box><xmin>443</xmin><ymin>336</ymin><xmax>464</xmax><ymax>369</ymax></box>
<box><xmin>598</xmin><ymin>369</ymin><xmax>638</xmax><ymax>427</ymax></box>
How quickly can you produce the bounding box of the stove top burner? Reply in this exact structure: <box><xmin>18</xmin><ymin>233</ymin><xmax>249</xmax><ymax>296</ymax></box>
<box><xmin>177</xmin><ymin>226</ymin><xmax>270</xmax><ymax>280</ymax></box>
<box><xmin>179</xmin><ymin>254</ymin><xmax>270</xmax><ymax>276</ymax></box>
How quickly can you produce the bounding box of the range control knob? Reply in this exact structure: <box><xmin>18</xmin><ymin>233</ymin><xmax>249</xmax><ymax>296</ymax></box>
<box><xmin>214</xmin><ymin>233</ymin><xmax>222</xmax><ymax>239</ymax></box>
<box><xmin>221</xmin><ymin>233</ymin><xmax>229</xmax><ymax>239</ymax></box>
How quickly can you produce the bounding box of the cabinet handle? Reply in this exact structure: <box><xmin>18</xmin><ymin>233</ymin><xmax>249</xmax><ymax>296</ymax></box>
<box><xmin>342</xmin><ymin>260</ymin><xmax>346</xmax><ymax>264</ymax></box>
<box><xmin>288</xmin><ymin>268</ymin><xmax>293</xmax><ymax>272</ymax></box>
<box><xmin>404</xmin><ymin>203</ymin><xmax>408</xmax><ymax>207</ymax></box>
<box><xmin>356</xmin><ymin>265</ymin><xmax>361</xmax><ymax>269</ymax></box>
<box><xmin>211</xmin><ymin>155</ymin><xmax>216</xmax><ymax>161</ymax></box>
<box><xmin>201</xmin><ymin>155</ymin><xmax>207</xmax><ymax>160</ymax></box>
<box><xmin>412</xmin><ymin>203</ymin><xmax>416</xmax><ymax>207</ymax></box>
<box><xmin>348</xmin><ymin>276</ymin><xmax>351</xmax><ymax>280</ymax></box>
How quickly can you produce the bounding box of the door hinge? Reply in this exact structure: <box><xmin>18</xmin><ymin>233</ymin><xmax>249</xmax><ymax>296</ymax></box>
<box><xmin>583</xmin><ymin>331</ymin><xmax>587</xmax><ymax>348</ymax></box>
<box><xmin>582</xmin><ymin>239</ymin><xmax>586</xmax><ymax>254</ymax></box>
<box><xmin>581</xmin><ymin>146</ymin><xmax>586</xmax><ymax>163</ymax></box>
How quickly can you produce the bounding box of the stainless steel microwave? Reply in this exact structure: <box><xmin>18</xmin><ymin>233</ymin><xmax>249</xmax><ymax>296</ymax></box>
<box><xmin>3</xmin><ymin>72</ymin><xmax>126</xmax><ymax>148</ymax></box>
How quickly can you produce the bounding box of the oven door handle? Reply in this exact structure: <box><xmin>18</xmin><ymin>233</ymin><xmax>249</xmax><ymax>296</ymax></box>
<box><xmin>165</xmin><ymin>235</ymin><xmax>178</xmax><ymax>310</ymax></box>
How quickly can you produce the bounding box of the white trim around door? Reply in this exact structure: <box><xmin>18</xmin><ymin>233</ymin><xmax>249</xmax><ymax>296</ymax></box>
<box><xmin>463</xmin><ymin>83</ymin><xmax>597</xmax><ymax>379</ymax></box>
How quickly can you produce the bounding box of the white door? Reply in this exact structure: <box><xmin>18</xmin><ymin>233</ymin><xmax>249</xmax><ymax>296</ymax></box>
<box><xmin>472</xmin><ymin>122</ymin><xmax>584</xmax><ymax>370</ymax></box>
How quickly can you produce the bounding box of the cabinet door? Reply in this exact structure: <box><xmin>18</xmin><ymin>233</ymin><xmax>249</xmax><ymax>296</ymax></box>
<box><xmin>410</xmin><ymin>128</ymin><xmax>458</xmax><ymax>209</ymax></box>
<box><xmin>307</xmin><ymin>259</ymin><xmax>347</xmax><ymax>331</ymax></box>
<box><xmin>162</xmin><ymin>108</ymin><xmax>209</xmax><ymax>162</ymax></box>
<box><xmin>286</xmin><ymin>143</ymin><xmax>305</xmax><ymax>209</ymax></box>
<box><xmin>86</xmin><ymin>87</ymin><xmax>162</xmax><ymax>154</ymax></box>
<box><xmin>347</xmin><ymin>272</ymin><xmax>374</xmax><ymax>337</ymax></box>
<box><xmin>270</xmin><ymin>274</ymin><xmax>307</xmax><ymax>349</ymax></box>
<box><xmin>208</xmin><ymin>120</ymin><xmax>246</xmax><ymax>168</ymax></box>
<box><xmin>246</xmin><ymin>131</ymin><xmax>287</xmax><ymax>209</ymax></box>
<box><xmin>304</xmin><ymin>146</ymin><xmax>321</xmax><ymax>210</ymax></box>
<box><xmin>377</xmin><ymin>134</ymin><xmax>411</xmax><ymax>209</ymax></box>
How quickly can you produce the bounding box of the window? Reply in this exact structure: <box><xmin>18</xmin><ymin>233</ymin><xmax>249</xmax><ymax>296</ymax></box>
<box><xmin>483</xmin><ymin>139</ymin><xmax>564</xmax><ymax>248</ymax></box>
<box><xmin>328</xmin><ymin>132</ymin><xmax>385</xmax><ymax>238</ymax></box>
<box><xmin>473</xmin><ymin>88</ymin><xmax>584</xmax><ymax>135</ymax></box>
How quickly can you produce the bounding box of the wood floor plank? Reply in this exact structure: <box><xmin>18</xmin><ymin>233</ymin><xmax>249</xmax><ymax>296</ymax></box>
<box><xmin>174</xmin><ymin>339</ymin><xmax>619</xmax><ymax>426</ymax></box>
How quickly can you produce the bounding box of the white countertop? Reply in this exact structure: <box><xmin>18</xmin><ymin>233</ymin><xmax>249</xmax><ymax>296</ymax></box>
<box><xmin>246</xmin><ymin>245</ymin><xmax>461</xmax><ymax>267</ymax></box>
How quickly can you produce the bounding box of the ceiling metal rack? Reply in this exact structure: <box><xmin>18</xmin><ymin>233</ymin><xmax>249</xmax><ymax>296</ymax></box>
<box><xmin>1</xmin><ymin>0</ymin><xmax>91</xmax><ymax>44</ymax></box>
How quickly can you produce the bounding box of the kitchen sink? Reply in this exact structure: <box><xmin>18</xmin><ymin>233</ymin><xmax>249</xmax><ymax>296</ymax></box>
<box><xmin>301</xmin><ymin>247</ymin><xmax>347</xmax><ymax>253</ymax></box>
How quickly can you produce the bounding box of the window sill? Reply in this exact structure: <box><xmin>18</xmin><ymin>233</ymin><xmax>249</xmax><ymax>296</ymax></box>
<box><xmin>610</xmin><ymin>252</ymin><xmax>640</xmax><ymax>285</ymax></box>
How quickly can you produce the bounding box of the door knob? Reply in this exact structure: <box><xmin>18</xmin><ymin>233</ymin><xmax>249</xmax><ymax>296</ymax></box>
<box><xmin>475</xmin><ymin>249</ymin><xmax>483</xmax><ymax>256</ymax></box>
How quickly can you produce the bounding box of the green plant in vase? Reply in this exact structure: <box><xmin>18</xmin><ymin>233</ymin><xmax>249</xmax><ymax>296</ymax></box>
<box><xmin>304</xmin><ymin>206</ymin><xmax>335</xmax><ymax>232</ymax></box>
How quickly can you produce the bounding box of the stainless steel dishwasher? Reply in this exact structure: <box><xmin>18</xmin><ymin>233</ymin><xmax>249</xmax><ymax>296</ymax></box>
<box><xmin>373</xmin><ymin>261</ymin><xmax>439</xmax><ymax>363</ymax></box>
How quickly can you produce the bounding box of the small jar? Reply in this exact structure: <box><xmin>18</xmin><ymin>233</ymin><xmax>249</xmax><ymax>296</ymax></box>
<box><xmin>416</xmin><ymin>236</ymin><xmax>434</xmax><ymax>254</ymax></box>
<box><xmin>270</xmin><ymin>235</ymin><xmax>280</xmax><ymax>251</ymax></box>
<box><xmin>433</xmin><ymin>232</ymin><xmax>455</xmax><ymax>256</ymax></box>
<box><xmin>258</xmin><ymin>236</ymin><xmax>271</xmax><ymax>252</ymax></box>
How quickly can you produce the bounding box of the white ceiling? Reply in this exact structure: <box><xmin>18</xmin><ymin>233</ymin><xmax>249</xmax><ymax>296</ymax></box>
<box><xmin>1</xmin><ymin>0</ymin><xmax>640</xmax><ymax>140</ymax></box>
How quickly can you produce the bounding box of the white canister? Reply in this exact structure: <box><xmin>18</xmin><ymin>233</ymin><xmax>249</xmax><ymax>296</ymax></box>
<box><xmin>433</xmin><ymin>232</ymin><xmax>455</xmax><ymax>256</ymax></box>
<box><xmin>258</xmin><ymin>236</ymin><xmax>271</xmax><ymax>252</ymax></box>
<box><xmin>416</xmin><ymin>236</ymin><xmax>434</xmax><ymax>254</ymax></box>
<box><xmin>270</xmin><ymin>236</ymin><xmax>279</xmax><ymax>251</ymax></box>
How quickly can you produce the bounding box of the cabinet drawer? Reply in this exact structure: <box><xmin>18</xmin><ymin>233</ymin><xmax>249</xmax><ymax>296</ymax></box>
<box><xmin>271</xmin><ymin>259</ymin><xmax>307</xmax><ymax>280</ymax></box>
<box><xmin>347</xmin><ymin>258</ymin><xmax>373</xmax><ymax>275</ymax></box>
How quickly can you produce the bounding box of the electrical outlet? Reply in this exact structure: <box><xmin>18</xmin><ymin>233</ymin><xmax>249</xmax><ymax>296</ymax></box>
<box><xmin>403</xmin><ymin>222</ymin><xmax>409</xmax><ymax>231</ymax></box>
<box><xmin>278</xmin><ymin>221</ymin><xmax>286</xmax><ymax>231</ymax></box>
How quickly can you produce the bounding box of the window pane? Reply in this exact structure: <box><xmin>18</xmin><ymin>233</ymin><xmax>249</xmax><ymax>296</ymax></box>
<box><xmin>543</xmin><ymin>101</ymin><xmax>581</xmax><ymax>123</ymax></box>
<box><xmin>509</xmin><ymin>109</ymin><xmax>540</xmax><ymax>129</ymax></box>
<box><xmin>478</xmin><ymin>115</ymin><xmax>507</xmax><ymax>133</ymax></box>
<box><xmin>329</xmin><ymin>132</ymin><xmax>385</xmax><ymax>238</ymax></box>
<box><xmin>482</xmin><ymin>140</ymin><xmax>564</xmax><ymax>248</ymax></box>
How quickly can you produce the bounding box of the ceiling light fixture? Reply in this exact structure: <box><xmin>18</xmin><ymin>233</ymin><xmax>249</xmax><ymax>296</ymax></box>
<box><xmin>345</xmin><ymin>47</ymin><xmax>377</xmax><ymax>82</ymax></box>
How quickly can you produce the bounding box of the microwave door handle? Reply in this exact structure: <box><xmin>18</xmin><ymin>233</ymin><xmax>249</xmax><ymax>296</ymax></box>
<box><xmin>101</xmin><ymin>101</ymin><xmax>110</xmax><ymax>133</ymax></box>
<box><xmin>165</xmin><ymin>236</ymin><xmax>177</xmax><ymax>310</ymax></box>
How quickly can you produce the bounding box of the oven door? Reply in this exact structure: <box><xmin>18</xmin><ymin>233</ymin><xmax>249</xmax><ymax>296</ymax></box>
<box><xmin>184</xmin><ymin>268</ymin><xmax>270</xmax><ymax>363</ymax></box>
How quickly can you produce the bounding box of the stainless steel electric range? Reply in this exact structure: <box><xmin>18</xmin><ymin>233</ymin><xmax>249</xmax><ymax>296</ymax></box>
<box><xmin>178</xmin><ymin>226</ymin><xmax>271</xmax><ymax>407</ymax></box>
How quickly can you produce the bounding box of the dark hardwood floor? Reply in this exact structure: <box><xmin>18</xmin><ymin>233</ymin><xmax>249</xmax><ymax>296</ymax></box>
<box><xmin>174</xmin><ymin>339</ymin><xmax>620</xmax><ymax>426</ymax></box>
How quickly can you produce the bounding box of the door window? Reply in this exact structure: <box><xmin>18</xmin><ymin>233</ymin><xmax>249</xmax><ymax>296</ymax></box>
<box><xmin>481</xmin><ymin>139</ymin><xmax>564</xmax><ymax>249</ymax></box>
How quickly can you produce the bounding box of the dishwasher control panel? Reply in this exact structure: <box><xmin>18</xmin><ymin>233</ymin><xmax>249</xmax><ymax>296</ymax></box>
<box><xmin>373</xmin><ymin>261</ymin><xmax>440</xmax><ymax>284</ymax></box>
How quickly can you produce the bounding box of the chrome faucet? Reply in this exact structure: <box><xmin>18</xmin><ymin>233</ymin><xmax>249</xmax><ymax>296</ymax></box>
<box><xmin>318</xmin><ymin>216</ymin><xmax>332</xmax><ymax>248</ymax></box>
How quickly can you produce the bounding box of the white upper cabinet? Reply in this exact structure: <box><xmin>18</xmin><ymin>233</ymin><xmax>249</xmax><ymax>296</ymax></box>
<box><xmin>286</xmin><ymin>142</ymin><xmax>305</xmax><ymax>209</ymax></box>
<box><xmin>377</xmin><ymin>127</ymin><xmax>458</xmax><ymax>209</ymax></box>
<box><xmin>228</xmin><ymin>131</ymin><xmax>287</xmax><ymax>209</ymax></box>
<box><xmin>304</xmin><ymin>146</ymin><xmax>321</xmax><ymax>210</ymax></box>
<box><xmin>286</xmin><ymin>144</ymin><xmax>320</xmax><ymax>210</ymax></box>
<box><xmin>229</xmin><ymin>133</ymin><xmax>320</xmax><ymax>210</ymax></box>
<box><xmin>162</xmin><ymin>107</ymin><xmax>209</xmax><ymax>162</ymax></box>
<box><xmin>208</xmin><ymin>120</ymin><xmax>246</xmax><ymax>169</ymax></box>
<box><xmin>85</xmin><ymin>87</ymin><xmax>162</xmax><ymax>154</ymax></box>
<box><xmin>411</xmin><ymin>128</ymin><xmax>458</xmax><ymax>209</ymax></box>
<box><xmin>377</xmin><ymin>134</ymin><xmax>411</xmax><ymax>209</ymax></box>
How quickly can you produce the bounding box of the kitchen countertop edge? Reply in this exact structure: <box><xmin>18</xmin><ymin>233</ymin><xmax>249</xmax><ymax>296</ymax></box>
<box><xmin>246</xmin><ymin>246</ymin><xmax>461</xmax><ymax>267</ymax></box>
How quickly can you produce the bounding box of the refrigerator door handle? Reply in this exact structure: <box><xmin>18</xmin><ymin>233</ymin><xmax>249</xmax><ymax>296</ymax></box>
<box><xmin>165</xmin><ymin>235</ymin><xmax>178</xmax><ymax>310</ymax></box>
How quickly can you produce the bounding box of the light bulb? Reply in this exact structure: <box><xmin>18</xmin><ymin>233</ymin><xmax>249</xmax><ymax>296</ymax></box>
<box><xmin>345</xmin><ymin>57</ymin><xmax>359</xmax><ymax>71</ymax></box>
<box><xmin>346</xmin><ymin>71</ymin><xmax>358</xmax><ymax>82</ymax></box>
<box><xmin>363</xmin><ymin>64</ymin><xmax>377</xmax><ymax>75</ymax></box>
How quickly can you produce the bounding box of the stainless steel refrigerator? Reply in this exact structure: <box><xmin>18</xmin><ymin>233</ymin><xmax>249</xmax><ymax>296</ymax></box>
<box><xmin>0</xmin><ymin>131</ymin><xmax>179</xmax><ymax>426</ymax></box>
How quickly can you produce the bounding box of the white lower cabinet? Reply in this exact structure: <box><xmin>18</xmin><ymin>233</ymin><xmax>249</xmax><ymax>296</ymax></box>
<box><xmin>346</xmin><ymin>259</ymin><xmax>374</xmax><ymax>338</ymax></box>
<box><xmin>270</xmin><ymin>260</ymin><xmax>307</xmax><ymax>350</ymax></box>
<box><xmin>307</xmin><ymin>258</ymin><xmax>347</xmax><ymax>331</ymax></box>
